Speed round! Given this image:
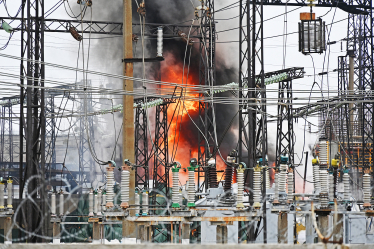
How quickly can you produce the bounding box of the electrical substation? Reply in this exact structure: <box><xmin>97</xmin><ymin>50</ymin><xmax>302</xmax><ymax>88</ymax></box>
<box><xmin>0</xmin><ymin>0</ymin><xmax>374</xmax><ymax>247</ymax></box>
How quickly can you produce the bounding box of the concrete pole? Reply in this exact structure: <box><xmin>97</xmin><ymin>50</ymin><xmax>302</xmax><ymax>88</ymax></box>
<box><xmin>305</xmin><ymin>213</ymin><xmax>314</xmax><ymax>244</ymax></box>
<box><xmin>317</xmin><ymin>215</ymin><xmax>329</xmax><ymax>243</ymax></box>
<box><xmin>4</xmin><ymin>217</ymin><xmax>12</xmax><ymax>243</ymax></box>
<box><xmin>333</xmin><ymin>214</ymin><xmax>344</xmax><ymax>242</ymax></box>
<box><xmin>122</xmin><ymin>0</ymin><xmax>135</xmax><ymax>241</ymax></box>
<box><xmin>92</xmin><ymin>221</ymin><xmax>101</xmax><ymax>244</ymax></box>
<box><xmin>278</xmin><ymin>212</ymin><xmax>288</xmax><ymax>243</ymax></box>
<box><xmin>182</xmin><ymin>223</ymin><xmax>190</xmax><ymax>244</ymax></box>
<box><xmin>52</xmin><ymin>222</ymin><xmax>60</xmax><ymax>244</ymax></box>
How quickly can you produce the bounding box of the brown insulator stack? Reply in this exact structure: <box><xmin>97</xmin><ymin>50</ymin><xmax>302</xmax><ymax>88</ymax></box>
<box><xmin>223</xmin><ymin>166</ymin><xmax>233</xmax><ymax>192</ymax></box>
<box><xmin>208</xmin><ymin>166</ymin><xmax>218</xmax><ymax>188</ymax></box>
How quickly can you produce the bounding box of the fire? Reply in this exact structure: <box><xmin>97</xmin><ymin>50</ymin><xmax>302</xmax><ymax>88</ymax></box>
<box><xmin>160</xmin><ymin>53</ymin><xmax>200</xmax><ymax>185</ymax></box>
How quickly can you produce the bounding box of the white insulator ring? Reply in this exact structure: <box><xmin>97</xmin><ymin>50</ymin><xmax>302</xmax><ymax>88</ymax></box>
<box><xmin>188</xmin><ymin>171</ymin><xmax>195</xmax><ymax>203</ymax></box>
<box><xmin>319</xmin><ymin>170</ymin><xmax>328</xmax><ymax>193</ymax></box>
<box><xmin>363</xmin><ymin>174</ymin><xmax>371</xmax><ymax>204</ymax></box>
<box><xmin>253</xmin><ymin>171</ymin><xmax>261</xmax><ymax>203</ymax></box>
<box><xmin>313</xmin><ymin>165</ymin><xmax>321</xmax><ymax>193</ymax></box>
<box><xmin>89</xmin><ymin>192</ymin><xmax>94</xmax><ymax>216</ymax></box>
<box><xmin>343</xmin><ymin>173</ymin><xmax>350</xmax><ymax>201</ymax></box>
<box><xmin>51</xmin><ymin>193</ymin><xmax>56</xmax><ymax>215</ymax></box>
<box><xmin>94</xmin><ymin>194</ymin><xmax>98</xmax><ymax>214</ymax></box>
<box><xmin>106</xmin><ymin>170</ymin><xmax>114</xmax><ymax>204</ymax></box>
<box><xmin>59</xmin><ymin>193</ymin><xmax>64</xmax><ymax>216</ymax></box>
<box><xmin>237</xmin><ymin>172</ymin><xmax>244</xmax><ymax>204</ymax></box>
<box><xmin>135</xmin><ymin>193</ymin><xmax>140</xmax><ymax>214</ymax></box>
<box><xmin>288</xmin><ymin>172</ymin><xmax>294</xmax><ymax>202</ymax></box>
<box><xmin>143</xmin><ymin>193</ymin><xmax>149</xmax><ymax>214</ymax></box>
<box><xmin>274</xmin><ymin>174</ymin><xmax>279</xmax><ymax>200</ymax></box>
<box><xmin>278</xmin><ymin>164</ymin><xmax>288</xmax><ymax>192</ymax></box>
<box><xmin>157</xmin><ymin>27</ymin><xmax>163</xmax><ymax>57</ymax></box>
<box><xmin>329</xmin><ymin>174</ymin><xmax>334</xmax><ymax>202</ymax></box>
<box><xmin>121</xmin><ymin>170</ymin><xmax>130</xmax><ymax>203</ymax></box>
<box><xmin>172</xmin><ymin>171</ymin><xmax>179</xmax><ymax>204</ymax></box>
<box><xmin>266</xmin><ymin>170</ymin><xmax>271</xmax><ymax>190</ymax></box>
<box><xmin>319</xmin><ymin>140</ymin><xmax>328</xmax><ymax>165</ymax></box>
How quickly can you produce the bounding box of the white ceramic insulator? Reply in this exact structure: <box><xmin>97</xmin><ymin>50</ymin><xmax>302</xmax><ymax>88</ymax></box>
<box><xmin>278</xmin><ymin>164</ymin><xmax>288</xmax><ymax>192</ymax></box>
<box><xmin>121</xmin><ymin>170</ymin><xmax>130</xmax><ymax>204</ymax></box>
<box><xmin>143</xmin><ymin>192</ymin><xmax>148</xmax><ymax>214</ymax></box>
<box><xmin>51</xmin><ymin>193</ymin><xmax>56</xmax><ymax>215</ymax></box>
<box><xmin>313</xmin><ymin>164</ymin><xmax>321</xmax><ymax>193</ymax></box>
<box><xmin>343</xmin><ymin>173</ymin><xmax>350</xmax><ymax>201</ymax></box>
<box><xmin>172</xmin><ymin>171</ymin><xmax>179</xmax><ymax>204</ymax></box>
<box><xmin>188</xmin><ymin>170</ymin><xmax>195</xmax><ymax>204</ymax></box>
<box><xmin>106</xmin><ymin>170</ymin><xmax>114</xmax><ymax>205</ymax></box>
<box><xmin>288</xmin><ymin>171</ymin><xmax>294</xmax><ymax>202</ymax></box>
<box><xmin>7</xmin><ymin>182</ymin><xmax>12</xmax><ymax>208</ymax></box>
<box><xmin>253</xmin><ymin>171</ymin><xmax>261</xmax><ymax>204</ymax></box>
<box><xmin>319</xmin><ymin>140</ymin><xmax>328</xmax><ymax>166</ymax></box>
<box><xmin>237</xmin><ymin>171</ymin><xmax>244</xmax><ymax>205</ymax></box>
<box><xmin>89</xmin><ymin>192</ymin><xmax>94</xmax><ymax>216</ymax></box>
<box><xmin>329</xmin><ymin>174</ymin><xmax>334</xmax><ymax>202</ymax></box>
<box><xmin>274</xmin><ymin>174</ymin><xmax>279</xmax><ymax>201</ymax></box>
<box><xmin>135</xmin><ymin>192</ymin><xmax>140</xmax><ymax>214</ymax></box>
<box><xmin>363</xmin><ymin>173</ymin><xmax>371</xmax><ymax>204</ymax></box>
<box><xmin>320</xmin><ymin>194</ymin><xmax>329</xmax><ymax>208</ymax></box>
<box><xmin>266</xmin><ymin>170</ymin><xmax>271</xmax><ymax>190</ymax></box>
<box><xmin>59</xmin><ymin>193</ymin><xmax>64</xmax><ymax>216</ymax></box>
<box><xmin>320</xmin><ymin>170</ymin><xmax>328</xmax><ymax>193</ymax></box>
<box><xmin>94</xmin><ymin>194</ymin><xmax>98</xmax><ymax>214</ymax></box>
<box><xmin>0</xmin><ymin>184</ymin><xmax>4</xmax><ymax>209</ymax></box>
<box><xmin>97</xmin><ymin>191</ymin><xmax>102</xmax><ymax>215</ymax></box>
<box><xmin>157</xmin><ymin>27</ymin><xmax>163</xmax><ymax>57</ymax></box>
<box><xmin>102</xmin><ymin>194</ymin><xmax>106</xmax><ymax>211</ymax></box>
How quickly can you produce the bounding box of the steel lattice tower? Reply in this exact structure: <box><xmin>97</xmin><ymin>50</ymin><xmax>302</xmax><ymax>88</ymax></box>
<box><xmin>197</xmin><ymin>0</ymin><xmax>216</xmax><ymax>192</ymax></box>
<box><xmin>135</xmin><ymin>107</ymin><xmax>149</xmax><ymax>190</ymax></box>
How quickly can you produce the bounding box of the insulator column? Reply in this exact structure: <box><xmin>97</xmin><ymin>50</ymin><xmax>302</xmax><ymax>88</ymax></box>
<box><xmin>253</xmin><ymin>166</ymin><xmax>261</xmax><ymax>209</ymax></box>
<box><xmin>172</xmin><ymin>166</ymin><xmax>181</xmax><ymax>208</ymax></box>
<box><xmin>0</xmin><ymin>182</ymin><xmax>5</xmax><ymax>210</ymax></box>
<box><xmin>135</xmin><ymin>190</ymin><xmax>140</xmax><ymax>215</ymax></box>
<box><xmin>319</xmin><ymin>169</ymin><xmax>329</xmax><ymax>208</ymax></box>
<box><xmin>274</xmin><ymin>173</ymin><xmax>280</xmax><ymax>204</ymax></box>
<box><xmin>288</xmin><ymin>169</ymin><xmax>294</xmax><ymax>203</ymax></box>
<box><xmin>329</xmin><ymin>174</ymin><xmax>334</xmax><ymax>203</ymax></box>
<box><xmin>343</xmin><ymin>172</ymin><xmax>350</xmax><ymax>201</ymax></box>
<box><xmin>266</xmin><ymin>169</ymin><xmax>271</xmax><ymax>190</ymax></box>
<box><xmin>6</xmin><ymin>177</ymin><xmax>12</xmax><ymax>209</ymax></box>
<box><xmin>59</xmin><ymin>191</ymin><xmax>64</xmax><ymax>216</ymax></box>
<box><xmin>156</xmin><ymin>27</ymin><xmax>163</xmax><ymax>57</ymax></box>
<box><xmin>319</xmin><ymin>140</ymin><xmax>329</xmax><ymax>166</ymax></box>
<box><xmin>363</xmin><ymin>173</ymin><xmax>371</xmax><ymax>208</ymax></box>
<box><xmin>279</xmin><ymin>164</ymin><xmax>288</xmax><ymax>193</ymax></box>
<box><xmin>312</xmin><ymin>159</ymin><xmax>321</xmax><ymax>193</ymax></box>
<box><xmin>236</xmin><ymin>165</ymin><xmax>245</xmax><ymax>208</ymax></box>
<box><xmin>142</xmin><ymin>190</ymin><xmax>148</xmax><ymax>215</ymax></box>
<box><xmin>51</xmin><ymin>192</ymin><xmax>56</xmax><ymax>216</ymax></box>
<box><xmin>106</xmin><ymin>166</ymin><xmax>115</xmax><ymax>208</ymax></box>
<box><xmin>94</xmin><ymin>191</ymin><xmax>98</xmax><ymax>215</ymax></box>
<box><xmin>97</xmin><ymin>189</ymin><xmax>102</xmax><ymax>216</ymax></box>
<box><xmin>120</xmin><ymin>166</ymin><xmax>130</xmax><ymax>209</ymax></box>
<box><xmin>223</xmin><ymin>155</ymin><xmax>235</xmax><ymax>191</ymax></box>
<box><xmin>187</xmin><ymin>165</ymin><xmax>196</xmax><ymax>207</ymax></box>
<box><xmin>89</xmin><ymin>189</ymin><xmax>94</xmax><ymax>217</ymax></box>
<box><xmin>102</xmin><ymin>192</ymin><xmax>106</xmax><ymax>211</ymax></box>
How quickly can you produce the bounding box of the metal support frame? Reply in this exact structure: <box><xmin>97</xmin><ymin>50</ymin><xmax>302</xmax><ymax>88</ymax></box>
<box><xmin>197</xmin><ymin>0</ymin><xmax>216</xmax><ymax>193</ymax></box>
<box><xmin>77</xmin><ymin>80</ymin><xmax>95</xmax><ymax>191</ymax></box>
<box><xmin>152</xmin><ymin>103</ymin><xmax>170</xmax><ymax>205</ymax></box>
<box><xmin>45</xmin><ymin>94</ymin><xmax>57</xmax><ymax>175</ymax></box>
<box><xmin>19</xmin><ymin>0</ymin><xmax>46</xmax><ymax>242</ymax></box>
<box><xmin>239</xmin><ymin>0</ymin><xmax>266</xmax><ymax>243</ymax></box>
<box><xmin>275</xmin><ymin>80</ymin><xmax>294</xmax><ymax>167</ymax></box>
<box><xmin>135</xmin><ymin>107</ymin><xmax>149</xmax><ymax>190</ymax></box>
<box><xmin>0</xmin><ymin>102</ymin><xmax>15</xmax><ymax>179</ymax></box>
